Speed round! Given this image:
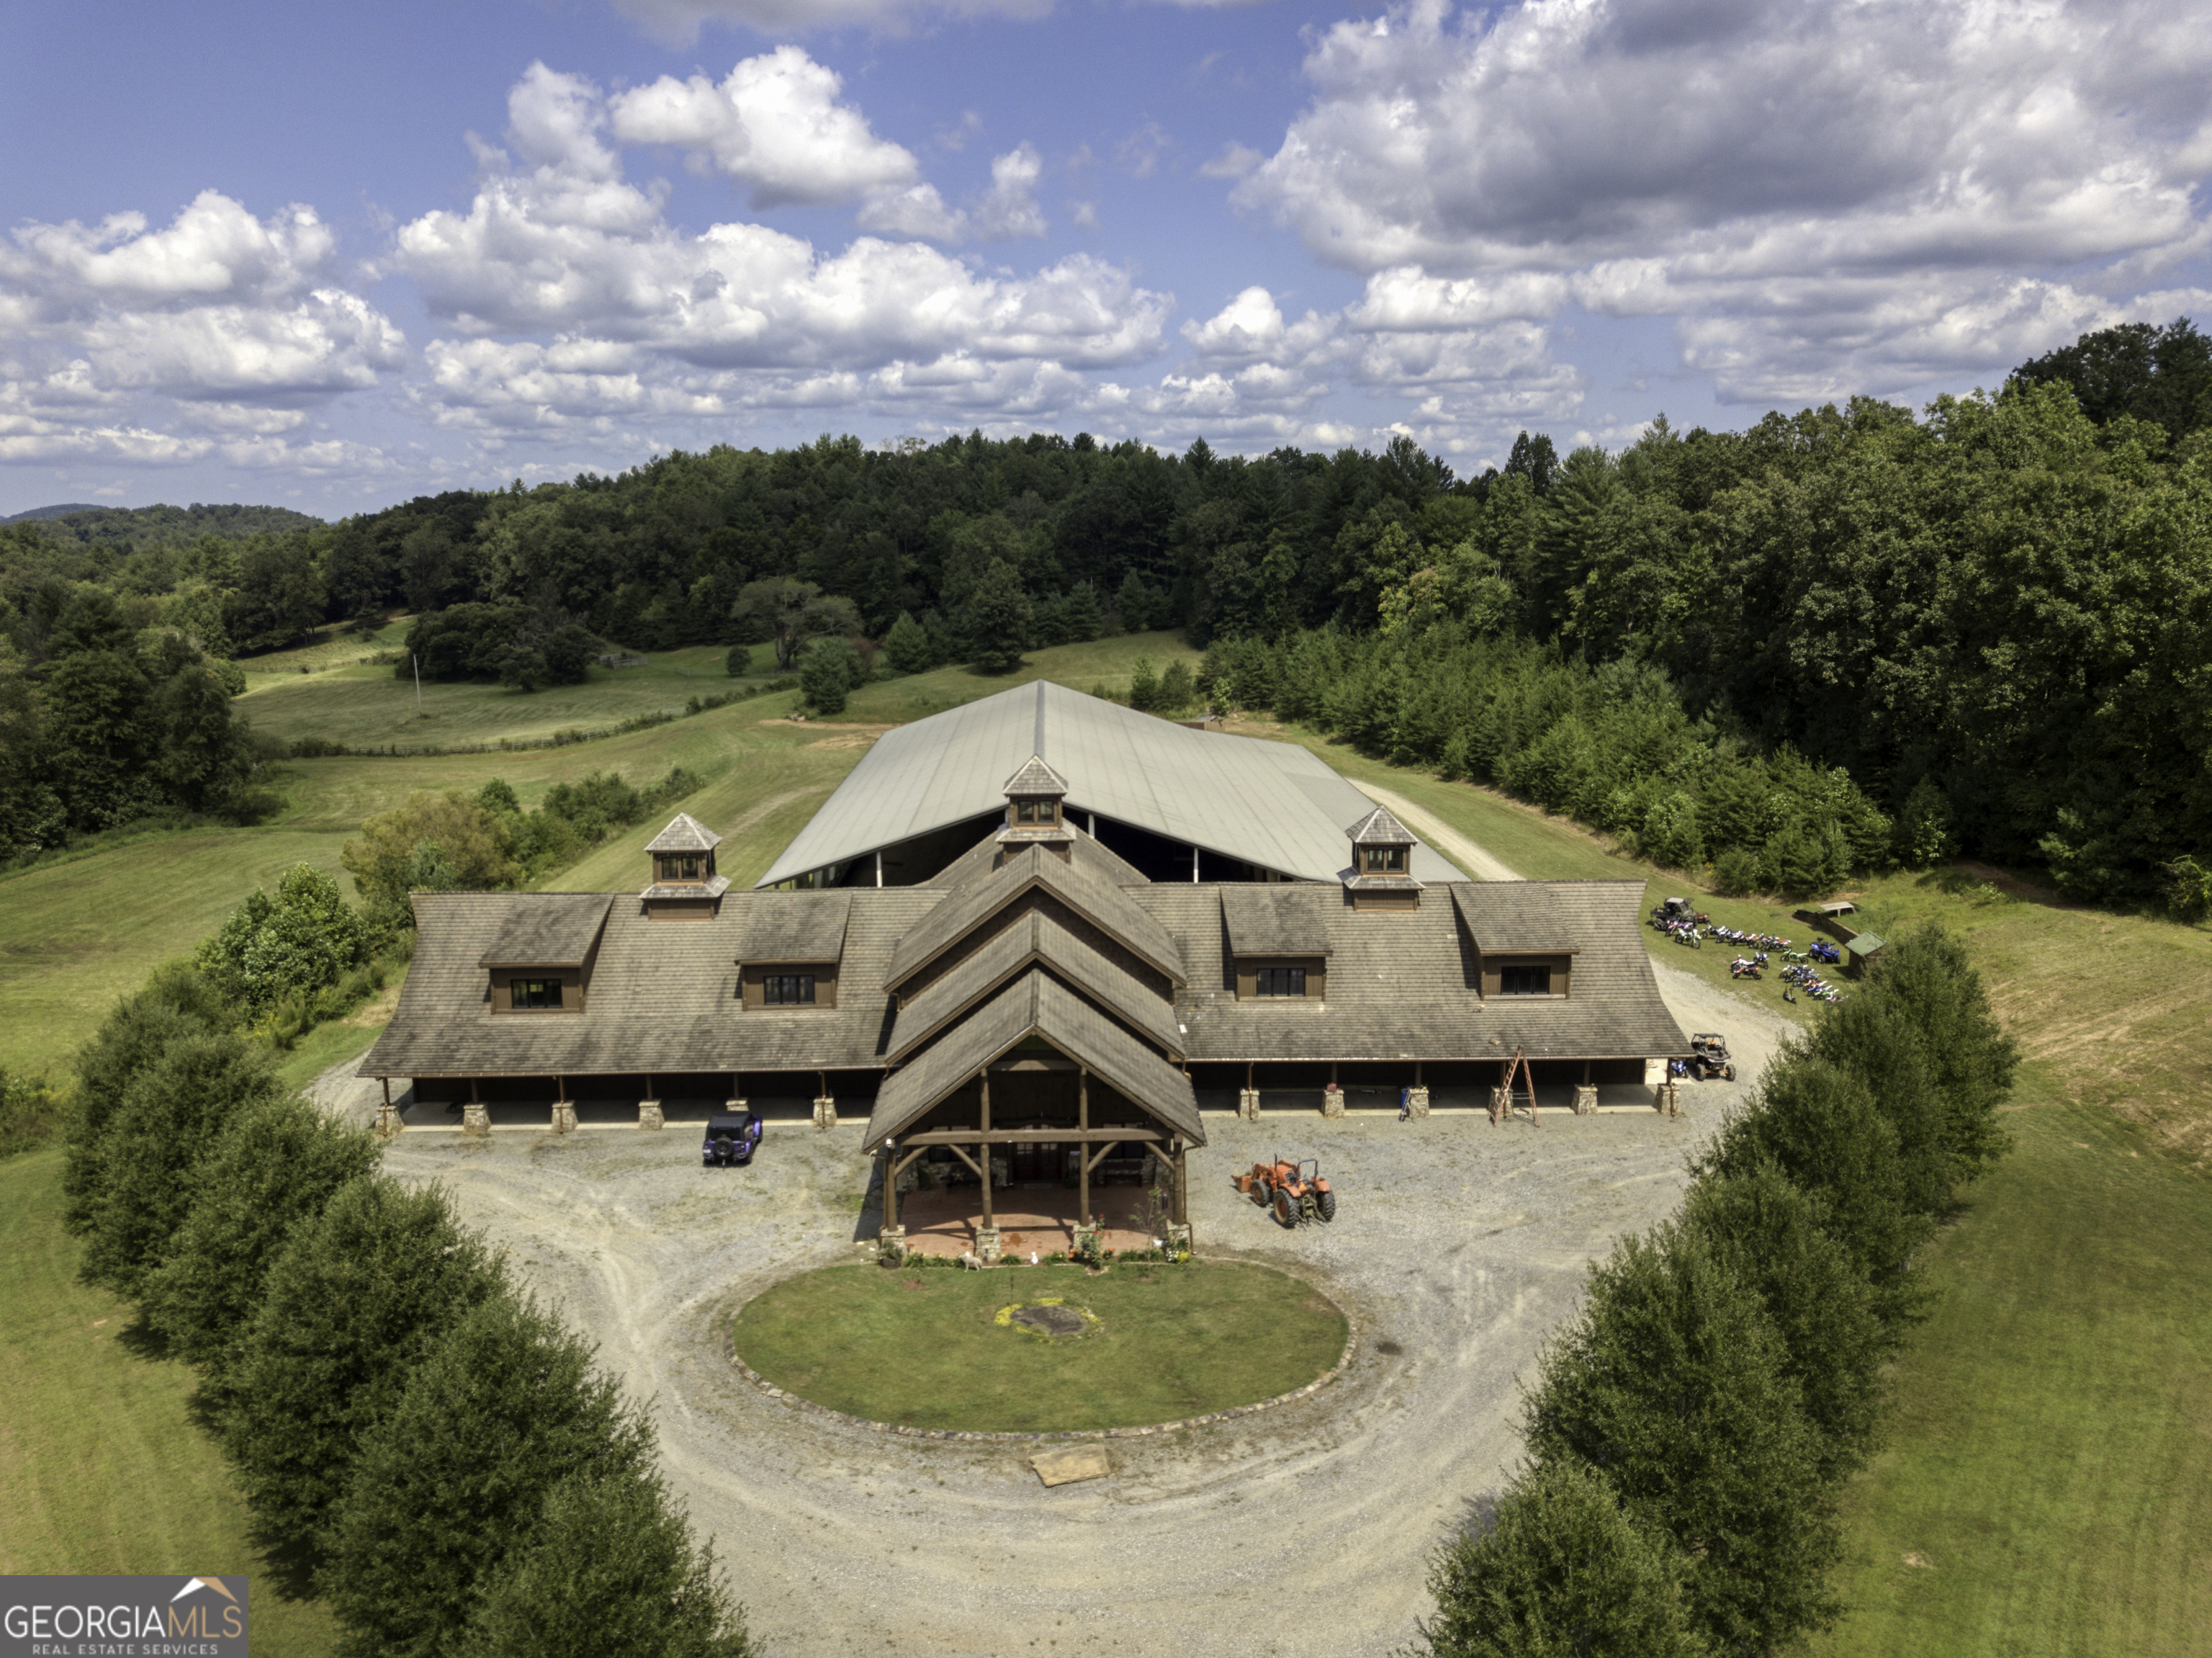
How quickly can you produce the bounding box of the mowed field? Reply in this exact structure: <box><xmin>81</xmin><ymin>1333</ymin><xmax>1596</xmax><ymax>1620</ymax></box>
<box><xmin>1</xmin><ymin>642</ymin><xmax>2206</xmax><ymax>1657</ymax></box>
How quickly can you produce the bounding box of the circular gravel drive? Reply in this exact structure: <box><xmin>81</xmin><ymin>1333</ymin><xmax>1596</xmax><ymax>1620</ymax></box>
<box><xmin>367</xmin><ymin>967</ymin><xmax>1785</xmax><ymax>1657</ymax></box>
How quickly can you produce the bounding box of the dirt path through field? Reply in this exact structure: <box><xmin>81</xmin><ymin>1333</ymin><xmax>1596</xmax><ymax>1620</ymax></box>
<box><xmin>1354</xmin><ymin>782</ymin><xmax>1521</xmax><ymax>882</ymax></box>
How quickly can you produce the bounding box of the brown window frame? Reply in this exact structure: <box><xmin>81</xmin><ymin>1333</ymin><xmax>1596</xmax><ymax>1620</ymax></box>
<box><xmin>1364</xmin><ymin>846</ymin><xmax>1406</xmax><ymax>874</ymax></box>
<box><xmin>511</xmin><ymin>978</ymin><xmax>564</xmax><ymax>1010</ymax></box>
<box><xmin>763</xmin><ymin>974</ymin><xmax>817</xmax><ymax>1006</ymax></box>
<box><xmin>1498</xmin><ymin>964</ymin><xmax>1552</xmax><ymax>996</ymax></box>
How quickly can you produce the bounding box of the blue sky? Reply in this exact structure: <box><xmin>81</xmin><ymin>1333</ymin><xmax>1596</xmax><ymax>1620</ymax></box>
<box><xmin>4</xmin><ymin>0</ymin><xmax>2208</xmax><ymax>516</ymax></box>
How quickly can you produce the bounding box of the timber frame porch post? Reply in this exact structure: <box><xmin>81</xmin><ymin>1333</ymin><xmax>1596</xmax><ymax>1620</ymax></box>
<box><xmin>978</xmin><ymin>1069</ymin><xmax>992</xmax><ymax>1230</ymax></box>
<box><xmin>1077</xmin><ymin>1067</ymin><xmax>1090</xmax><ymax>1227</ymax></box>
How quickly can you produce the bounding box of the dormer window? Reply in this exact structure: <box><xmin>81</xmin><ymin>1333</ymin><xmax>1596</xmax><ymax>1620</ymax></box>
<box><xmin>1362</xmin><ymin>846</ymin><xmax>1406</xmax><ymax>875</ymax></box>
<box><xmin>1498</xmin><ymin>964</ymin><xmax>1552</xmax><ymax>996</ymax></box>
<box><xmin>763</xmin><ymin>974</ymin><xmax>817</xmax><ymax>1006</ymax></box>
<box><xmin>1255</xmin><ymin>966</ymin><xmax>1307</xmax><ymax>997</ymax></box>
<box><xmin>997</xmin><ymin>754</ymin><xmax>1076</xmax><ymax>858</ymax></box>
<box><xmin>511</xmin><ymin>978</ymin><xmax>565</xmax><ymax>1009</ymax></box>
<box><xmin>1342</xmin><ymin>806</ymin><xmax>1423</xmax><ymax>910</ymax></box>
<box><xmin>1015</xmin><ymin>799</ymin><xmax>1058</xmax><ymax>825</ymax></box>
<box><xmin>656</xmin><ymin>853</ymin><xmax>709</xmax><ymax>883</ymax></box>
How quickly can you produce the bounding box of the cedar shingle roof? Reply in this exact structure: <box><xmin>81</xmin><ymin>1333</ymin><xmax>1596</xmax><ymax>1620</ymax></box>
<box><xmin>1452</xmin><ymin>882</ymin><xmax>1579</xmax><ymax>954</ymax></box>
<box><xmin>864</xmin><ymin>969</ymin><xmax>1201</xmax><ymax>1147</ymax></box>
<box><xmin>1345</xmin><ymin>805</ymin><xmax>1416</xmax><ymax>846</ymax></box>
<box><xmin>1002</xmin><ymin>754</ymin><xmax>1070</xmax><ymax>796</ymax></box>
<box><xmin>1135</xmin><ymin>881</ymin><xmax>1685</xmax><ymax>1062</ymax></box>
<box><xmin>737</xmin><ymin>890</ymin><xmax>850</xmax><ymax>964</ymax></box>
<box><xmin>1220</xmin><ymin>885</ymin><xmax>1334</xmax><ymax>957</ymax></box>
<box><xmin>886</xmin><ymin>910</ymin><xmax>1182</xmax><ymax>1062</ymax></box>
<box><xmin>884</xmin><ymin>843</ymin><xmax>1186</xmax><ymax>991</ymax></box>
<box><xmin>475</xmin><ymin>895</ymin><xmax>613</xmax><ymax>968</ymax></box>
<box><xmin>645</xmin><ymin>812</ymin><xmax>722</xmax><ymax>853</ymax></box>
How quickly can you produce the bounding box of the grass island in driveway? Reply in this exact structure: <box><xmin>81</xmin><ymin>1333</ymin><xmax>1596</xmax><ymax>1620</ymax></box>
<box><xmin>730</xmin><ymin>1258</ymin><xmax>1349</xmax><ymax>1433</ymax></box>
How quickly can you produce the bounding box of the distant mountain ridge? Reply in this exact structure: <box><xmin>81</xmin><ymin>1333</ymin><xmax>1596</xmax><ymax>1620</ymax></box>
<box><xmin>1</xmin><ymin>503</ymin><xmax>104</xmax><ymax>524</ymax></box>
<box><xmin>2</xmin><ymin>501</ymin><xmax>328</xmax><ymax>546</ymax></box>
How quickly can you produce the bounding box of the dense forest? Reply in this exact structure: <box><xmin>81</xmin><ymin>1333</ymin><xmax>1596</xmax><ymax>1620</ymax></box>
<box><xmin>1</xmin><ymin>319</ymin><xmax>2208</xmax><ymax>903</ymax></box>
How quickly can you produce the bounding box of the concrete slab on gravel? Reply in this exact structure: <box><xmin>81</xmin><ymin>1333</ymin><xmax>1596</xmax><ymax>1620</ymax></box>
<box><xmin>1031</xmin><ymin>1448</ymin><xmax>1112</xmax><ymax>1487</ymax></box>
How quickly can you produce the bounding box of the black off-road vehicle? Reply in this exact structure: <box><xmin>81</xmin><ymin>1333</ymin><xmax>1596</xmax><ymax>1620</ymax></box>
<box><xmin>701</xmin><ymin>1111</ymin><xmax>763</xmax><ymax>1167</ymax></box>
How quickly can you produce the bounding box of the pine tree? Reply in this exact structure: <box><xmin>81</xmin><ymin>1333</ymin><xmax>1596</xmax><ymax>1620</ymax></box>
<box><xmin>966</xmin><ymin>560</ymin><xmax>1033</xmax><ymax>674</ymax></box>
<box><xmin>226</xmin><ymin>1175</ymin><xmax>503</xmax><ymax>1574</ymax></box>
<box><xmin>1678</xmin><ymin>1166</ymin><xmax>1889</xmax><ymax>1479</ymax></box>
<box><xmin>77</xmin><ymin>1031</ymin><xmax>284</xmax><ymax>1299</ymax></box>
<box><xmin>141</xmin><ymin>1093</ymin><xmax>382</xmax><ymax>1392</ymax></box>
<box><xmin>1694</xmin><ymin>1053</ymin><xmax>1933</xmax><ymax>1330</ymax></box>
<box><xmin>454</xmin><ymin>1469</ymin><xmax>755</xmax><ymax>1658</ymax></box>
<box><xmin>1861</xmin><ymin>923</ymin><xmax>2018</xmax><ymax>1183</ymax></box>
<box><xmin>1126</xmin><ymin>655</ymin><xmax>1161</xmax><ymax>712</ymax></box>
<box><xmin>799</xmin><ymin>640</ymin><xmax>853</xmax><ymax>714</ymax></box>
<box><xmin>882</xmin><ymin>611</ymin><xmax>931</xmax><ymax>675</ymax></box>
<box><xmin>62</xmin><ymin>963</ymin><xmax>229</xmax><ymax>1230</ymax></box>
<box><xmin>330</xmin><ymin>1293</ymin><xmax>657</xmax><ymax>1658</ymax></box>
<box><xmin>1525</xmin><ymin>1227</ymin><xmax>1841</xmax><ymax>1654</ymax></box>
<box><xmin>1115</xmin><ymin>570</ymin><xmax>1156</xmax><ymax>632</ymax></box>
<box><xmin>1061</xmin><ymin>581</ymin><xmax>1105</xmax><ymax>643</ymax></box>
<box><xmin>1419</xmin><ymin>1459</ymin><xmax>1704</xmax><ymax>1657</ymax></box>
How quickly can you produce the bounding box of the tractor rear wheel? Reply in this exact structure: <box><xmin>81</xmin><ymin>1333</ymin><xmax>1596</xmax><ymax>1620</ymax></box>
<box><xmin>1251</xmin><ymin>1177</ymin><xmax>1272</xmax><ymax>1211</ymax></box>
<box><xmin>1317</xmin><ymin>1188</ymin><xmax>1336</xmax><ymax>1222</ymax></box>
<box><xmin>1274</xmin><ymin>1189</ymin><xmax>1296</xmax><ymax>1227</ymax></box>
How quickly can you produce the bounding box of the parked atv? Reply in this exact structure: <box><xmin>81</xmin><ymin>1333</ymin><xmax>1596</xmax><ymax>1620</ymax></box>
<box><xmin>701</xmin><ymin>1110</ymin><xmax>763</xmax><ymax>1167</ymax></box>
<box><xmin>1684</xmin><ymin>1033</ymin><xmax>1737</xmax><ymax>1082</ymax></box>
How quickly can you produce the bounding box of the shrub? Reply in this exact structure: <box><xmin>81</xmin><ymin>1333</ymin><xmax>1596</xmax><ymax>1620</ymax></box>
<box><xmin>453</xmin><ymin>1469</ymin><xmax>755</xmax><ymax>1658</ymax></box>
<box><xmin>330</xmin><ymin>1292</ymin><xmax>657</xmax><ymax>1658</ymax></box>
<box><xmin>1417</xmin><ymin>1459</ymin><xmax>1703</xmax><ymax>1658</ymax></box>
<box><xmin>0</xmin><ymin>1068</ymin><xmax>62</xmax><ymax>1159</ymax></box>
<box><xmin>226</xmin><ymin>1176</ymin><xmax>505</xmax><ymax>1573</ymax></box>
<box><xmin>724</xmin><ymin>643</ymin><xmax>752</xmax><ymax>677</ymax></box>
<box><xmin>1524</xmin><ymin>1226</ymin><xmax>1841</xmax><ymax>1654</ymax></box>
<box><xmin>197</xmin><ymin>863</ymin><xmax>369</xmax><ymax>1013</ymax></box>
<box><xmin>1711</xmin><ymin>847</ymin><xmax>1761</xmax><ymax>897</ymax></box>
<box><xmin>342</xmin><ymin>791</ymin><xmax>522</xmax><ymax>915</ymax></box>
<box><xmin>141</xmin><ymin>1093</ymin><xmax>382</xmax><ymax>1394</ymax></box>
<box><xmin>76</xmin><ymin>1031</ymin><xmax>285</xmax><ymax>1299</ymax></box>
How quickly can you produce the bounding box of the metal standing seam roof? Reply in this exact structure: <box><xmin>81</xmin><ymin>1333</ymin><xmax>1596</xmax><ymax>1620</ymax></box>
<box><xmin>863</xmin><ymin>969</ymin><xmax>1202</xmax><ymax>1148</ymax></box>
<box><xmin>757</xmin><ymin>678</ymin><xmax>1460</xmax><ymax>887</ymax></box>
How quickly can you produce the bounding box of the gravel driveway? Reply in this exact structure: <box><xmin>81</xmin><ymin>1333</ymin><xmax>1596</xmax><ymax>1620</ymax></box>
<box><xmin>353</xmin><ymin>964</ymin><xmax>1790</xmax><ymax>1658</ymax></box>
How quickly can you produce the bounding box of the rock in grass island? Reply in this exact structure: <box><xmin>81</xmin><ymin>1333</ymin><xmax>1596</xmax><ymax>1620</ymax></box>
<box><xmin>731</xmin><ymin>1258</ymin><xmax>1349</xmax><ymax>1434</ymax></box>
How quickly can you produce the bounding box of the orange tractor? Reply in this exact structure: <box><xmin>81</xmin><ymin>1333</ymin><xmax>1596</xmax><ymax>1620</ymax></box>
<box><xmin>1238</xmin><ymin>1155</ymin><xmax>1337</xmax><ymax>1227</ymax></box>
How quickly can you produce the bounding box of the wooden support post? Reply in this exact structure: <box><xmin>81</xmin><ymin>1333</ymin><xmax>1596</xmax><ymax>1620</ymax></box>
<box><xmin>1173</xmin><ymin>1140</ymin><xmax>1189</xmax><ymax>1224</ymax></box>
<box><xmin>979</xmin><ymin>1071</ymin><xmax>993</xmax><ymax>1229</ymax></box>
<box><xmin>884</xmin><ymin>1142</ymin><xmax>898</xmax><ymax>1231</ymax></box>
<box><xmin>1078</xmin><ymin>1067</ymin><xmax>1090</xmax><ymax>1227</ymax></box>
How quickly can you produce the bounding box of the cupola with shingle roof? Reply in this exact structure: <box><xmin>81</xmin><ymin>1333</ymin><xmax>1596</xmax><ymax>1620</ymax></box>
<box><xmin>641</xmin><ymin>812</ymin><xmax>730</xmax><ymax>917</ymax></box>
<box><xmin>1341</xmin><ymin>803</ymin><xmax>1423</xmax><ymax>908</ymax></box>
<box><xmin>997</xmin><ymin>753</ymin><xmax>1075</xmax><ymax>857</ymax></box>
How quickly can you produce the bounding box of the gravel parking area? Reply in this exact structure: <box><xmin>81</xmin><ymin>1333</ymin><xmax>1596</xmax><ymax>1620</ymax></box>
<box><xmin>345</xmin><ymin>965</ymin><xmax>1791</xmax><ymax>1657</ymax></box>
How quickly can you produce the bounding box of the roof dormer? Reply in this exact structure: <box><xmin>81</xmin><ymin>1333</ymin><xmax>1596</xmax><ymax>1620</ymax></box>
<box><xmin>642</xmin><ymin>812</ymin><xmax>731</xmax><ymax>918</ymax></box>
<box><xmin>997</xmin><ymin>753</ymin><xmax>1075</xmax><ymax>859</ymax></box>
<box><xmin>1341</xmin><ymin>805</ymin><xmax>1422</xmax><ymax>910</ymax></box>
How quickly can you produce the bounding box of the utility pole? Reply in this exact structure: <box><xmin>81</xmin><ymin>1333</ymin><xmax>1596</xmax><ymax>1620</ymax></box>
<box><xmin>412</xmin><ymin>652</ymin><xmax>423</xmax><ymax>713</ymax></box>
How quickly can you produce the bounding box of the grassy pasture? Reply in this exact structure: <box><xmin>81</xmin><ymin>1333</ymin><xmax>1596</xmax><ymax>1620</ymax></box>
<box><xmin>0</xmin><ymin>1149</ymin><xmax>341</xmax><ymax>1657</ymax></box>
<box><xmin>732</xmin><ymin>1259</ymin><xmax>1347</xmax><ymax>1432</ymax></box>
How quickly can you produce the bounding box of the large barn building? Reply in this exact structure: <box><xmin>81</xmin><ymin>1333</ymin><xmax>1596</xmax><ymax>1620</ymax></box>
<box><xmin>361</xmin><ymin>681</ymin><xmax>1689</xmax><ymax>1254</ymax></box>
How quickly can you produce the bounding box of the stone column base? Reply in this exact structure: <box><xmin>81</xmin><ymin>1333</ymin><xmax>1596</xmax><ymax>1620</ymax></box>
<box><xmin>1321</xmin><ymin>1085</ymin><xmax>1345</xmax><ymax>1119</ymax></box>
<box><xmin>1166</xmin><ymin>1222</ymin><xmax>1192</xmax><ymax>1257</ymax></box>
<box><xmin>638</xmin><ymin>1098</ymin><xmax>664</xmax><ymax>1130</ymax></box>
<box><xmin>812</xmin><ymin>1095</ymin><xmax>837</xmax><ymax>1129</ymax></box>
<box><xmin>1489</xmin><ymin>1085</ymin><xmax>1509</xmax><ymax>1118</ymax></box>
<box><xmin>975</xmin><ymin>1225</ymin><xmax>1002</xmax><ymax>1265</ymax></box>
<box><xmin>1573</xmin><ymin>1085</ymin><xmax>1598</xmax><ymax>1116</ymax></box>
<box><xmin>1238</xmin><ymin>1087</ymin><xmax>1262</xmax><ymax>1121</ymax></box>
<box><xmin>1404</xmin><ymin>1086</ymin><xmax>1431</xmax><ymax>1119</ymax></box>
<box><xmin>876</xmin><ymin>1225</ymin><xmax>906</xmax><ymax>1262</ymax></box>
<box><xmin>463</xmin><ymin>1101</ymin><xmax>490</xmax><ymax>1137</ymax></box>
<box><xmin>551</xmin><ymin>1101</ymin><xmax>577</xmax><ymax>1134</ymax></box>
<box><xmin>1071</xmin><ymin>1223</ymin><xmax>1102</xmax><ymax>1263</ymax></box>
<box><xmin>376</xmin><ymin>1102</ymin><xmax>403</xmax><ymax>1138</ymax></box>
<box><xmin>1657</xmin><ymin>1081</ymin><xmax>1681</xmax><ymax>1118</ymax></box>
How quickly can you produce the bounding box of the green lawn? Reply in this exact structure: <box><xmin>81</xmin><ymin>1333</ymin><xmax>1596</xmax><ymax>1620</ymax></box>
<box><xmin>0</xmin><ymin>1150</ymin><xmax>340</xmax><ymax>1657</ymax></box>
<box><xmin>238</xmin><ymin>642</ymin><xmax>778</xmax><ymax>750</ymax></box>
<box><xmin>1809</xmin><ymin>1083</ymin><xmax>2212</xmax><ymax>1657</ymax></box>
<box><xmin>732</xmin><ymin>1259</ymin><xmax>1346</xmax><ymax>1432</ymax></box>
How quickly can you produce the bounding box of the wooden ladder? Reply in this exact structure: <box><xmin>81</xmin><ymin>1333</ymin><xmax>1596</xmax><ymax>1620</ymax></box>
<box><xmin>1492</xmin><ymin>1047</ymin><xmax>1539</xmax><ymax>1126</ymax></box>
